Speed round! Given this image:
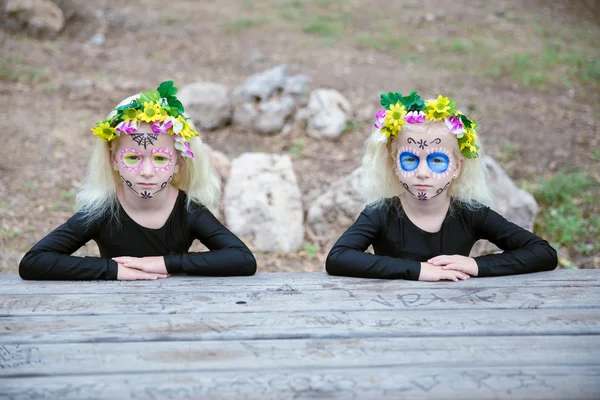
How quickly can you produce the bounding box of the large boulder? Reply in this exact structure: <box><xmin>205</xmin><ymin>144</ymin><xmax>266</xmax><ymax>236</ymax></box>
<box><xmin>223</xmin><ymin>153</ymin><xmax>304</xmax><ymax>252</ymax></box>
<box><xmin>470</xmin><ymin>156</ymin><xmax>539</xmax><ymax>256</ymax></box>
<box><xmin>4</xmin><ymin>0</ymin><xmax>64</xmax><ymax>38</ymax></box>
<box><xmin>178</xmin><ymin>82</ymin><xmax>232</xmax><ymax>130</ymax></box>
<box><xmin>297</xmin><ymin>89</ymin><xmax>353</xmax><ymax>140</ymax></box>
<box><xmin>307</xmin><ymin>168</ymin><xmax>364</xmax><ymax>242</ymax></box>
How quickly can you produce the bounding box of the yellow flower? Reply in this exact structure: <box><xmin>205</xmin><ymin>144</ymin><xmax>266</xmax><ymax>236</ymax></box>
<box><xmin>122</xmin><ymin>108</ymin><xmax>141</xmax><ymax>123</ymax></box>
<box><xmin>384</xmin><ymin>102</ymin><xmax>407</xmax><ymax>133</ymax></box>
<box><xmin>425</xmin><ymin>95</ymin><xmax>453</xmax><ymax>120</ymax></box>
<box><xmin>91</xmin><ymin>122</ymin><xmax>118</xmax><ymax>141</ymax></box>
<box><xmin>176</xmin><ymin>116</ymin><xmax>198</xmax><ymax>141</ymax></box>
<box><xmin>381</xmin><ymin>125</ymin><xmax>398</xmax><ymax>138</ymax></box>
<box><xmin>139</xmin><ymin>102</ymin><xmax>165</xmax><ymax>123</ymax></box>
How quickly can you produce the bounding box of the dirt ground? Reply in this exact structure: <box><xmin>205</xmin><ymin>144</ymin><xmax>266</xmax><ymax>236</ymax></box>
<box><xmin>1</xmin><ymin>0</ymin><xmax>599</xmax><ymax>274</ymax></box>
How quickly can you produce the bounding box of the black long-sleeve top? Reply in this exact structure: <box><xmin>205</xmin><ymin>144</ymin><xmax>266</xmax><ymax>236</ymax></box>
<box><xmin>326</xmin><ymin>198</ymin><xmax>557</xmax><ymax>280</ymax></box>
<box><xmin>19</xmin><ymin>191</ymin><xmax>257</xmax><ymax>280</ymax></box>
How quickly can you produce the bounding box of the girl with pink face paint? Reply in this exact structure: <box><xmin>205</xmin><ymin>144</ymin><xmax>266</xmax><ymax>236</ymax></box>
<box><xmin>327</xmin><ymin>91</ymin><xmax>557</xmax><ymax>281</ymax></box>
<box><xmin>20</xmin><ymin>82</ymin><xmax>256</xmax><ymax>281</ymax></box>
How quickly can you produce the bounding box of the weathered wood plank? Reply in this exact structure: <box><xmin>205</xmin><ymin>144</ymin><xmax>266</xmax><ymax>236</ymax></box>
<box><xmin>1</xmin><ymin>286</ymin><xmax>598</xmax><ymax>316</ymax></box>
<box><xmin>3</xmin><ymin>309</ymin><xmax>599</xmax><ymax>344</ymax></box>
<box><xmin>1</xmin><ymin>336</ymin><xmax>598</xmax><ymax>377</ymax></box>
<box><xmin>1</xmin><ymin>270</ymin><xmax>597</xmax><ymax>296</ymax></box>
<box><xmin>1</xmin><ymin>366</ymin><xmax>598</xmax><ymax>399</ymax></box>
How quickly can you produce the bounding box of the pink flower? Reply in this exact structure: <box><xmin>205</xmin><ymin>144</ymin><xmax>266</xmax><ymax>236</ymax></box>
<box><xmin>445</xmin><ymin>116</ymin><xmax>465</xmax><ymax>136</ymax></box>
<box><xmin>405</xmin><ymin>111</ymin><xmax>426</xmax><ymax>124</ymax></box>
<box><xmin>373</xmin><ymin>109</ymin><xmax>386</xmax><ymax>129</ymax></box>
<box><xmin>174</xmin><ymin>139</ymin><xmax>194</xmax><ymax>158</ymax></box>
<box><xmin>151</xmin><ymin>119</ymin><xmax>173</xmax><ymax>134</ymax></box>
<box><xmin>181</xmin><ymin>142</ymin><xmax>194</xmax><ymax>158</ymax></box>
<box><xmin>115</xmin><ymin>121</ymin><xmax>137</xmax><ymax>134</ymax></box>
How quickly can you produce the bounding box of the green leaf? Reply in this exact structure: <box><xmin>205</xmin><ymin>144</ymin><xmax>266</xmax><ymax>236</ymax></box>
<box><xmin>157</xmin><ymin>80</ymin><xmax>178</xmax><ymax>98</ymax></box>
<box><xmin>400</xmin><ymin>90</ymin><xmax>425</xmax><ymax>111</ymax></box>
<box><xmin>114</xmin><ymin>100</ymin><xmax>139</xmax><ymax>111</ymax></box>
<box><xmin>380</xmin><ymin>92</ymin><xmax>403</xmax><ymax>109</ymax></box>
<box><xmin>458</xmin><ymin>113</ymin><xmax>473</xmax><ymax>130</ymax></box>
<box><xmin>138</xmin><ymin>89</ymin><xmax>160</xmax><ymax>105</ymax></box>
<box><xmin>167</xmin><ymin>96</ymin><xmax>184</xmax><ymax>114</ymax></box>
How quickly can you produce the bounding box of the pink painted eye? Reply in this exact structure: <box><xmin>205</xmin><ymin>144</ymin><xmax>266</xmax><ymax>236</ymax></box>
<box><xmin>151</xmin><ymin>154</ymin><xmax>171</xmax><ymax>167</ymax></box>
<box><xmin>123</xmin><ymin>153</ymin><xmax>141</xmax><ymax>167</ymax></box>
<box><xmin>120</xmin><ymin>148</ymin><xmax>143</xmax><ymax>171</ymax></box>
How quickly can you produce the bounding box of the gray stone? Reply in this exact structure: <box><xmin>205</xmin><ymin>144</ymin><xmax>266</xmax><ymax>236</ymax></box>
<box><xmin>224</xmin><ymin>153</ymin><xmax>304</xmax><ymax>252</ymax></box>
<box><xmin>233</xmin><ymin>65</ymin><xmax>288</xmax><ymax>102</ymax></box>
<box><xmin>299</xmin><ymin>89</ymin><xmax>353</xmax><ymax>140</ymax></box>
<box><xmin>178</xmin><ymin>82</ymin><xmax>232</xmax><ymax>130</ymax></box>
<box><xmin>254</xmin><ymin>95</ymin><xmax>296</xmax><ymax>135</ymax></box>
<box><xmin>470</xmin><ymin>156</ymin><xmax>539</xmax><ymax>257</ymax></box>
<box><xmin>232</xmin><ymin>65</ymin><xmax>308</xmax><ymax>134</ymax></box>
<box><xmin>283</xmin><ymin>75</ymin><xmax>310</xmax><ymax>97</ymax></box>
<box><xmin>5</xmin><ymin>0</ymin><xmax>65</xmax><ymax>38</ymax></box>
<box><xmin>307</xmin><ymin>168</ymin><xmax>364</xmax><ymax>242</ymax></box>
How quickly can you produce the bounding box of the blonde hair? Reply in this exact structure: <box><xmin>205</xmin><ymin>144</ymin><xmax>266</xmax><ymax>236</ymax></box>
<box><xmin>361</xmin><ymin>120</ymin><xmax>492</xmax><ymax>210</ymax></box>
<box><xmin>76</xmin><ymin>95</ymin><xmax>221</xmax><ymax>225</ymax></box>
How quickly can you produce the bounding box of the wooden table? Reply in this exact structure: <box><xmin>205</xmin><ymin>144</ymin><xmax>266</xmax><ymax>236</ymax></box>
<box><xmin>1</xmin><ymin>270</ymin><xmax>599</xmax><ymax>399</ymax></box>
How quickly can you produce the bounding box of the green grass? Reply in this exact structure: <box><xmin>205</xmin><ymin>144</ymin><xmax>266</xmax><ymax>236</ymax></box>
<box><xmin>303</xmin><ymin>15</ymin><xmax>342</xmax><ymax>38</ymax></box>
<box><xmin>288</xmin><ymin>139</ymin><xmax>306</xmax><ymax>155</ymax></box>
<box><xmin>302</xmin><ymin>243</ymin><xmax>318</xmax><ymax>259</ymax></box>
<box><xmin>532</xmin><ymin>169</ymin><xmax>600</xmax><ymax>264</ymax></box>
<box><xmin>230</xmin><ymin>16</ymin><xmax>268</xmax><ymax>33</ymax></box>
<box><xmin>0</xmin><ymin>62</ymin><xmax>50</xmax><ymax>84</ymax></box>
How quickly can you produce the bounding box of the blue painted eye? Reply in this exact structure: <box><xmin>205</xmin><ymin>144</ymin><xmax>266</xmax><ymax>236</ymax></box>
<box><xmin>427</xmin><ymin>152</ymin><xmax>450</xmax><ymax>173</ymax></box>
<box><xmin>399</xmin><ymin>152</ymin><xmax>419</xmax><ymax>172</ymax></box>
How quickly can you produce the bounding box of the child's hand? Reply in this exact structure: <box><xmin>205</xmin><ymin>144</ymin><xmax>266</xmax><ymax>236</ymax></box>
<box><xmin>113</xmin><ymin>256</ymin><xmax>169</xmax><ymax>275</ymax></box>
<box><xmin>419</xmin><ymin>262</ymin><xmax>470</xmax><ymax>281</ymax></box>
<box><xmin>427</xmin><ymin>255</ymin><xmax>479</xmax><ymax>277</ymax></box>
<box><xmin>117</xmin><ymin>264</ymin><xmax>169</xmax><ymax>280</ymax></box>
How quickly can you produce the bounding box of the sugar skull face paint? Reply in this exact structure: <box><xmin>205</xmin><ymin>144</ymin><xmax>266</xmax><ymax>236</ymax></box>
<box><xmin>150</xmin><ymin>148</ymin><xmax>174</xmax><ymax>173</ymax></box>
<box><xmin>394</xmin><ymin>131</ymin><xmax>459</xmax><ymax>202</ymax></box>
<box><xmin>113</xmin><ymin>127</ymin><xmax>180</xmax><ymax>201</ymax></box>
<box><xmin>426</xmin><ymin>147</ymin><xmax>452</xmax><ymax>179</ymax></box>
<box><xmin>120</xmin><ymin>148</ymin><xmax>143</xmax><ymax>172</ymax></box>
<box><xmin>399</xmin><ymin>147</ymin><xmax>420</xmax><ymax>177</ymax></box>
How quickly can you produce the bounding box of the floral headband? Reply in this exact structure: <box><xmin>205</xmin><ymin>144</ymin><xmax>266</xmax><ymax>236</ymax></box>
<box><xmin>373</xmin><ymin>91</ymin><xmax>479</xmax><ymax>158</ymax></box>
<box><xmin>91</xmin><ymin>81</ymin><xmax>197</xmax><ymax>158</ymax></box>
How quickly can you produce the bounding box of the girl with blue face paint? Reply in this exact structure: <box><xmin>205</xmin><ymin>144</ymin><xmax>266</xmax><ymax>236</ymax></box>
<box><xmin>326</xmin><ymin>91</ymin><xmax>557</xmax><ymax>282</ymax></box>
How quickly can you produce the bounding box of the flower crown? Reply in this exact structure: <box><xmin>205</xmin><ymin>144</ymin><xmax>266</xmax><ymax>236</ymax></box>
<box><xmin>373</xmin><ymin>91</ymin><xmax>479</xmax><ymax>158</ymax></box>
<box><xmin>91</xmin><ymin>81</ymin><xmax>197</xmax><ymax>158</ymax></box>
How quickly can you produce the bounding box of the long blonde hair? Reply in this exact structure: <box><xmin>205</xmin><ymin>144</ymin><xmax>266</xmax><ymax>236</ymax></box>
<box><xmin>361</xmin><ymin>120</ymin><xmax>492</xmax><ymax>210</ymax></box>
<box><xmin>76</xmin><ymin>95</ymin><xmax>221</xmax><ymax>225</ymax></box>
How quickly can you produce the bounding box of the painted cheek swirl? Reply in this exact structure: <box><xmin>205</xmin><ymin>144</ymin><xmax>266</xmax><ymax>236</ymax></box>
<box><xmin>398</xmin><ymin>147</ymin><xmax>420</xmax><ymax>177</ymax></box>
<box><xmin>150</xmin><ymin>148</ymin><xmax>174</xmax><ymax>173</ymax></box>
<box><xmin>120</xmin><ymin>148</ymin><xmax>143</xmax><ymax>172</ymax></box>
<box><xmin>426</xmin><ymin>148</ymin><xmax>452</xmax><ymax>179</ymax></box>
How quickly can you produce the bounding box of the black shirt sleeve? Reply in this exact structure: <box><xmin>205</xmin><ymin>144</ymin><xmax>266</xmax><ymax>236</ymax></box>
<box><xmin>19</xmin><ymin>213</ymin><xmax>118</xmax><ymax>281</ymax></box>
<box><xmin>163</xmin><ymin>205</ymin><xmax>257</xmax><ymax>276</ymax></box>
<box><xmin>325</xmin><ymin>206</ymin><xmax>421</xmax><ymax>280</ymax></box>
<box><xmin>473</xmin><ymin>207</ymin><xmax>557</xmax><ymax>277</ymax></box>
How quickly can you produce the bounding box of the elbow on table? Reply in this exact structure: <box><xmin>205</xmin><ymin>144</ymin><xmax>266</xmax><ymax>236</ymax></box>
<box><xmin>241</xmin><ymin>251</ymin><xmax>257</xmax><ymax>276</ymax></box>
<box><xmin>325</xmin><ymin>247</ymin><xmax>344</xmax><ymax>276</ymax></box>
<box><xmin>543</xmin><ymin>245</ymin><xmax>559</xmax><ymax>272</ymax></box>
<box><xmin>18</xmin><ymin>252</ymin><xmax>39</xmax><ymax>280</ymax></box>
